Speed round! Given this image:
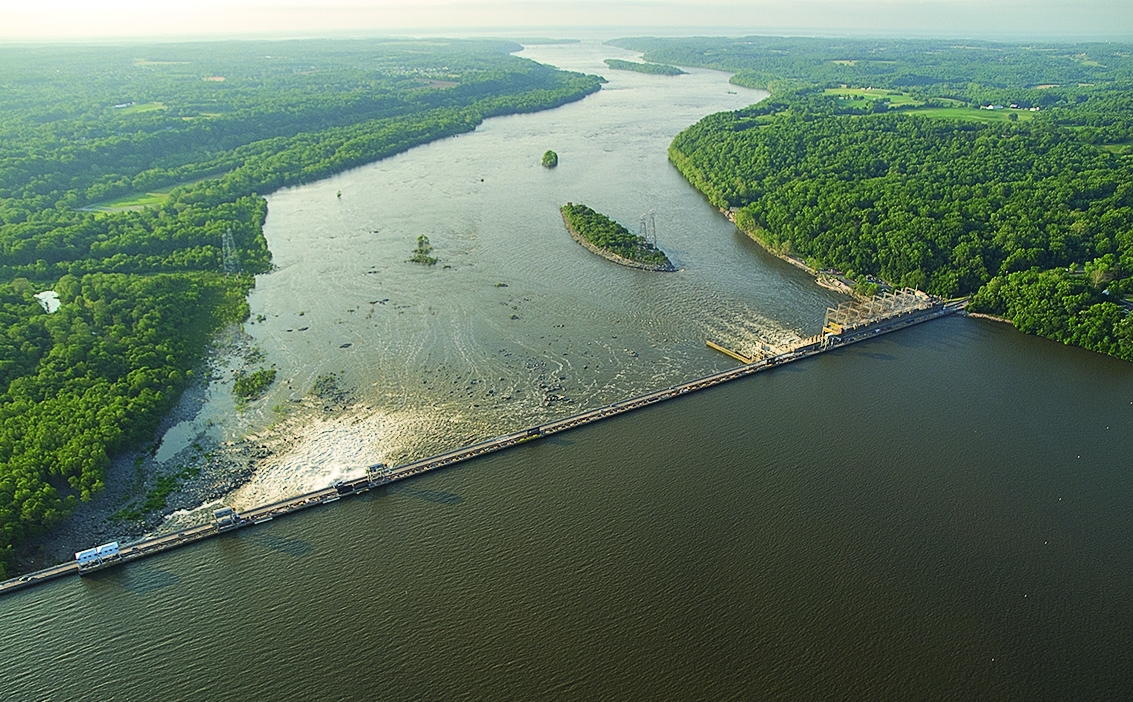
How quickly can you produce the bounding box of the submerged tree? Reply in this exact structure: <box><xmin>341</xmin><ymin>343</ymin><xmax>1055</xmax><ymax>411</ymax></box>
<box><xmin>542</xmin><ymin>150</ymin><xmax>559</xmax><ymax>168</ymax></box>
<box><xmin>408</xmin><ymin>235</ymin><xmax>438</xmax><ymax>265</ymax></box>
<box><xmin>234</xmin><ymin>367</ymin><xmax>277</xmax><ymax>404</ymax></box>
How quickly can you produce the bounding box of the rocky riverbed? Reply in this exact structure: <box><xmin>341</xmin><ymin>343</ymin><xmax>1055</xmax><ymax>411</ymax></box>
<box><xmin>15</xmin><ymin>326</ymin><xmax>357</xmax><ymax>571</ymax></box>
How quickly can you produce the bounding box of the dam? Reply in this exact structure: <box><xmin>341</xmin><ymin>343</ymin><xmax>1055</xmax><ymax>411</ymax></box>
<box><xmin>0</xmin><ymin>291</ymin><xmax>964</xmax><ymax>597</ymax></box>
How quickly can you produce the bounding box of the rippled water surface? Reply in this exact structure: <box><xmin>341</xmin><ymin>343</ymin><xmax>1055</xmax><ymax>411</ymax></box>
<box><xmin>238</xmin><ymin>42</ymin><xmax>827</xmax><ymax>462</ymax></box>
<box><xmin>175</xmin><ymin>41</ymin><xmax>844</xmax><ymax>505</ymax></box>
<box><xmin>4</xmin><ymin>43</ymin><xmax>1133</xmax><ymax>700</ymax></box>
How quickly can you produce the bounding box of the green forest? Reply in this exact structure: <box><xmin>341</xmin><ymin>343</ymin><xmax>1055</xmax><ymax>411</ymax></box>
<box><xmin>602</xmin><ymin>59</ymin><xmax>686</xmax><ymax>76</ymax></box>
<box><xmin>611</xmin><ymin>36</ymin><xmax>1133</xmax><ymax>361</ymax></box>
<box><xmin>561</xmin><ymin>203</ymin><xmax>673</xmax><ymax>268</ymax></box>
<box><xmin>0</xmin><ymin>38</ymin><xmax>602</xmax><ymax>576</ymax></box>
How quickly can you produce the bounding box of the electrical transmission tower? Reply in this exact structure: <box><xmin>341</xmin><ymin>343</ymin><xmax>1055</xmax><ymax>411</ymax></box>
<box><xmin>638</xmin><ymin>209</ymin><xmax>657</xmax><ymax>247</ymax></box>
<box><xmin>222</xmin><ymin>228</ymin><xmax>240</xmax><ymax>276</ymax></box>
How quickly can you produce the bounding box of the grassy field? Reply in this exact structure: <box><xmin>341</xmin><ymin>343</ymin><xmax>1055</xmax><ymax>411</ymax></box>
<box><xmin>181</xmin><ymin>112</ymin><xmax>224</xmax><ymax>121</ymax></box>
<box><xmin>133</xmin><ymin>59</ymin><xmax>189</xmax><ymax>66</ymax></box>
<box><xmin>115</xmin><ymin>101</ymin><xmax>166</xmax><ymax>114</ymax></box>
<box><xmin>88</xmin><ymin>190</ymin><xmax>171</xmax><ymax>212</ymax></box>
<box><xmin>86</xmin><ymin>174</ymin><xmax>224</xmax><ymax>211</ymax></box>
<box><xmin>824</xmin><ymin>87</ymin><xmax>923</xmax><ymax>107</ymax></box>
<box><xmin>902</xmin><ymin>106</ymin><xmax>1037</xmax><ymax>123</ymax></box>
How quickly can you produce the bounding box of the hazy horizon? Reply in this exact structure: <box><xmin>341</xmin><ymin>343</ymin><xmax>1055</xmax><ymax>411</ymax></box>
<box><xmin>2</xmin><ymin>0</ymin><xmax>1131</xmax><ymax>43</ymax></box>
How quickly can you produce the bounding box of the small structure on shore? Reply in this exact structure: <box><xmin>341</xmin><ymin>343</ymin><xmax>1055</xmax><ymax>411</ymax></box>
<box><xmin>34</xmin><ymin>290</ymin><xmax>60</xmax><ymax>313</ymax></box>
<box><xmin>75</xmin><ymin>541</ymin><xmax>122</xmax><ymax>574</ymax></box>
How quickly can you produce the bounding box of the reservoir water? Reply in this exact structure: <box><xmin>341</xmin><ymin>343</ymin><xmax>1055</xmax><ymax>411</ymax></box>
<box><xmin>4</xmin><ymin>42</ymin><xmax>1133</xmax><ymax>700</ymax></box>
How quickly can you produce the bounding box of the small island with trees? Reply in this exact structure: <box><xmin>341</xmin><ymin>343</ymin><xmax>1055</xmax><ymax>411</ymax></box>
<box><xmin>560</xmin><ymin>203</ymin><xmax>675</xmax><ymax>271</ymax></box>
<box><xmin>233</xmin><ymin>367</ymin><xmax>277</xmax><ymax>406</ymax></box>
<box><xmin>542</xmin><ymin>150</ymin><xmax>559</xmax><ymax>168</ymax></box>
<box><xmin>408</xmin><ymin>235</ymin><xmax>439</xmax><ymax>265</ymax></box>
<box><xmin>603</xmin><ymin>58</ymin><xmax>686</xmax><ymax>76</ymax></box>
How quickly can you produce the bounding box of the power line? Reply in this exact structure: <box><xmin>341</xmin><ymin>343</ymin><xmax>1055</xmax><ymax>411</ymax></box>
<box><xmin>639</xmin><ymin>209</ymin><xmax>656</xmax><ymax>247</ymax></box>
<box><xmin>222</xmin><ymin>227</ymin><xmax>240</xmax><ymax>276</ymax></box>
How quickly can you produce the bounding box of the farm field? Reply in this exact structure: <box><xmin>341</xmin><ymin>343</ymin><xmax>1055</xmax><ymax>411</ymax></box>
<box><xmin>824</xmin><ymin>87</ymin><xmax>923</xmax><ymax>106</ymax></box>
<box><xmin>904</xmin><ymin>105</ymin><xmax>1037</xmax><ymax>123</ymax></box>
<box><xmin>115</xmin><ymin>101</ymin><xmax>166</xmax><ymax>114</ymax></box>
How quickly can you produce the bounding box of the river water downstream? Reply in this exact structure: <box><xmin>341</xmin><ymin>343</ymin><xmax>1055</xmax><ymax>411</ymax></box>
<box><xmin>4</xmin><ymin>42</ymin><xmax>1133</xmax><ymax>700</ymax></box>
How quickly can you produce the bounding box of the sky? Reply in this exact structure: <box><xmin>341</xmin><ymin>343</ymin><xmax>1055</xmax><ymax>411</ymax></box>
<box><xmin>1</xmin><ymin>0</ymin><xmax>1130</xmax><ymax>42</ymax></box>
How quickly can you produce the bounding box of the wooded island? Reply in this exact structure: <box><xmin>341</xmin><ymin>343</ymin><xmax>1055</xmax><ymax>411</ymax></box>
<box><xmin>603</xmin><ymin>58</ymin><xmax>686</xmax><ymax>76</ymax></box>
<box><xmin>560</xmin><ymin>203</ymin><xmax>675</xmax><ymax>271</ymax></box>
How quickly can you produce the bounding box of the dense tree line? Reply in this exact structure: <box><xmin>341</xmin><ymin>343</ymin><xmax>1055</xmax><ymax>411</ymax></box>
<box><xmin>0</xmin><ymin>39</ymin><xmax>602</xmax><ymax>576</ymax></box>
<box><xmin>0</xmin><ymin>195</ymin><xmax>270</xmax><ymax>280</ymax></box>
<box><xmin>610</xmin><ymin>35</ymin><xmax>1133</xmax><ymax>98</ymax></box>
<box><xmin>612</xmin><ymin>36</ymin><xmax>1133</xmax><ymax>361</ymax></box>
<box><xmin>0</xmin><ymin>272</ymin><xmax>250</xmax><ymax>566</ymax></box>
<box><xmin>603</xmin><ymin>59</ymin><xmax>686</xmax><ymax>76</ymax></box>
<box><xmin>561</xmin><ymin>203</ymin><xmax>672</xmax><ymax>267</ymax></box>
<box><xmin>971</xmin><ymin>269</ymin><xmax>1133</xmax><ymax>358</ymax></box>
<box><xmin>672</xmin><ymin>99</ymin><xmax>1133</xmax><ymax>294</ymax></box>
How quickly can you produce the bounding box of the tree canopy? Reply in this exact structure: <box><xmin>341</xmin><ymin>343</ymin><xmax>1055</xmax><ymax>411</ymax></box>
<box><xmin>612</xmin><ymin>35</ymin><xmax>1133</xmax><ymax>361</ymax></box>
<box><xmin>561</xmin><ymin>203</ymin><xmax>673</xmax><ymax>268</ymax></box>
<box><xmin>603</xmin><ymin>59</ymin><xmax>686</xmax><ymax>76</ymax></box>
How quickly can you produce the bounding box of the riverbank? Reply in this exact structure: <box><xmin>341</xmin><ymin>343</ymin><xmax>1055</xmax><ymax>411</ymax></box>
<box><xmin>965</xmin><ymin>311</ymin><xmax>1014</xmax><ymax>325</ymax></box>
<box><xmin>13</xmin><ymin>325</ymin><xmax>357</xmax><ymax>571</ymax></box>
<box><xmin>719</xmin><ymin>207</ymin><xmax>866</xmax><ymax>298</ymax></box>
<box><xmin>719</xmin><ymin>207</ymin><xmax>811</xmax><ymax>271</ymax></box>
<box><xmin>15</xmin><ymin>327</ymin><xmax>249</xmax><ymax>569</ymax></box>
<box><xmin>560</xmin><ymin>209</ymin><xmax>677</xmax><ymax>272</ymax></box>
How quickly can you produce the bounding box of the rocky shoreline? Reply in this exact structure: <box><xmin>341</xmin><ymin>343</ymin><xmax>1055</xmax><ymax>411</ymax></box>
<box><xmin>560</xmin><ymin>211</ymin><xmax>677</xmax><ymax>272</ymax></box>
<box><xmin>16</xmin><ymin>327</ymin><xmax>236</xmax><ymax>569</ymax></box>
<box><xmin>719</xmin><ymin>208</ymin><xmax>867</xmax><ymax>299</ymax></box>
<box><xmin>964</xmin><ymin>311</ymin><xmax>1014</xmax><ymax>325</ymax></box>
<box><xmin>14</xmin><ymin>326</ymin><xmax>358</xmax><ymax>572</ymax></box>
<box><xmin>719</xmin><ymin>209</ymin><xmax>809</xmax><ymax>271</ymax></box>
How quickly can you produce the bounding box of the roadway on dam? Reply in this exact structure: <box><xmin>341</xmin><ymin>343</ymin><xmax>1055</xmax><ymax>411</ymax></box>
<box><xmin>0</xmin><ymin>299</ymin><xmax>964</xmax><ymax>597</ymax></box>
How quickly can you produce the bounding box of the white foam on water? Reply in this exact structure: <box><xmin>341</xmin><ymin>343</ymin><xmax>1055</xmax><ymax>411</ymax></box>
<box><xmin>227</xmin><ymin>405</ymin><xmax>444</xmax><ymax>510</ymax></box>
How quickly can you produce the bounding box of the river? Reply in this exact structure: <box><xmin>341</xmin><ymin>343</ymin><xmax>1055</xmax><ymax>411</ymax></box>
<box><xmin>154</xmin><ymin>40</ymin><xmax>835</xmax><ymax>508</ymax></box>
<box><xmin>3</xmin><ymin>41</ymin><xmax>1133</xmax><ymax>700</ymax></box>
